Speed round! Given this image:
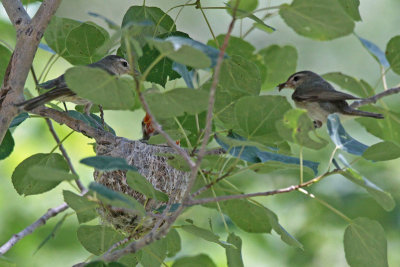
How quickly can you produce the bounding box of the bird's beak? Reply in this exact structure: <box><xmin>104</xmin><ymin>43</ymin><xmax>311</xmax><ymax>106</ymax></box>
<box><xmin>277</xmin><ymin>82</ymin><xmax>286</xmax><ymax>91</ymax></box>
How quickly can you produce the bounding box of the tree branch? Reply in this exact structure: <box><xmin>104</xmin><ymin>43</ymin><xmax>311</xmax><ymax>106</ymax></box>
<box><xmin>0</xmin><ymin>0</ymin><xmax>62</xmax><ymax>144</ymax></box>
<box><xmin>1</xmin><ymin>0</ymin><xmax>31</xmax><ymax>30</ymax></box>
<box><xmin>187</xmin><ymin>169</ymin><xmax>342</xmax><ymax>206</ymax></box>
<box><xmin>350</xmin><ymin>86</ymin><xmax>400</xmax><ymax>108</ymax></box>
<box><xmin>0</xmin><ymin>203</ymin><xmax>69</xmax><ymax>255</ymax></box>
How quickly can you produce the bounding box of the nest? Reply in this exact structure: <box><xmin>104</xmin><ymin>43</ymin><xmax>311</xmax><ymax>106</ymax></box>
<box><xmin>94</xmin><ymin>137</ymin><xmax>190</xmax><ymax>235</ymax></box>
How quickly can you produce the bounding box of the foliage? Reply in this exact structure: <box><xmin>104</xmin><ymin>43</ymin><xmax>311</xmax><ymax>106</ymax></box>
<box><xmin>1</xmin><ymin>0</ymin><xmax>399</xmax><ymax>267</ymax></box>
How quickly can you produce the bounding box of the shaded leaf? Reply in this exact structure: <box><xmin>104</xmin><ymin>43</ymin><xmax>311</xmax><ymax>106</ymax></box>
<box><xmin>363</xmin><ymin>141</ymin><xmax>400</xmax><ymax>161</ymax></box>
<box><xmin>0</xmin><ymin>43</ymin><xmax>12</xmax><ymax>83</ymax></box>
<box><xmin>65</xmin><ymin>66</ymin><xmax>135</xmax><ymax>110</ymax></box>
<box><xmin>0</xmin><ymin>130</ymin><xmax>14</xmax><ymax>160</ymax></box>
<box><xmin>385</xmin><ymin>35</ymin><xmax>400</xmax><ymax>75</ymax></box>
<box><xmin>145</xmin><ymin>88</ymin><xmax>208</xmax><ymax>119</ymax></box>
<box><xmin>63</xmin><ymin>190</ymin><xmax>98</xmax><ymax>223</ymax></box>
<box><xmin>34</xmin><ymin>213</ymin><xmax>68</xmax><ymax>254</ymax></box>
<box><xmin>344</xmin><ymin>218</ymin><xmax>388</xmax><ymax>267</ymax></box>
<box><xmin>327</xmin><ymin>114</ymin><xmax>368</xmax><ymax>155</ymax></box>
<box><xmin>77</xmin><ymin>225</ymin><xmax>124</xmax><ymax>255</ymax></box>
<box><xmin>165</xmin><ymin>228</ymin><xmax>181</xmax><ymax>257</ymax></box>
<box><xmin>126</xmin><ymin>171</ymin><xmax>168</xmax><ymax>201</ymax></box>
<box><xmin>28</xmin><ymin>166</ymin><xmax>77</xmax><ymax>181</ymax></box>
<box><xmin>172</xmin><ymin>62</ymin><xmax>195</xmax><ymax>88</ymax></box>
<box><xmin>67</xmin><ymin>111</ymin><xmax>116</xmax><ymax>135</ymax></box>
<box><xmin>276</xmin><ymin>109</ymin><xmax>328</xmax><ymax>149</ymax></box>
<box><xmin>258</xmin><ymin>45</ymin><xmax>298</xmax><ymax>90</ymax></box>
<box><xmin>226</xmin><ymin>233</ymin><xmax>244</xmax><ymax>267</ymax></box>
<box><xmin>279</xmin><ymin>0</ymin><xmax>354</xmax><ymax>40</ymax></box>
<box><xmin>119</xmin><ymin>251</ymin><xmax>142</xmax><ymax>267</ymax></box>
<box><xmin>322</xmin><ymin>72</ymin><xmax>374</xmax><ymax>98</ymax></box>
<box><xmin>357</xmin><ymin>35</ymin><xmax>389</xmax><ymax>67</ymax></box>
<box><xmin>12</xmin><ymin>153</ymin><xmax>69</xmax><ymax>196</ymax></box>
<box><xmin>172</xmin><ymin>254</ymin><xmax>216</xmax><ymax>267</ymax></box>
<box><xmin>140</xmin><ymin>239</ymin><xmax>167</xmax><ymax>267</ymax></box>
<box><xmin>228</xmin><ymin>0</ymin><xmax>258</xmax><ymax>13</ymax></box>
<box><xmin>181</xmin><ymin>225</ymin><xmax>235</xmax><ymax>249</ymax></box>
<box><xmin>234</xmin><ymin>95</ymin><xmax>292</xmax><ymax>145</ymax></box>
<box><xmin>221</xmin><ymin>199</ymin><xmax>272</xmax><ymax>233</ymax></box>
<box><xmin>341</xmin><ymin>169</ymin><xmax>395</xmax><ymax>211</ymax></box>
<box><xmin>9</xmin><ymin>112</ymin><xmax>29</xmax><ymax>128</ymax></box>
<box><xmin>88</xmin><ymin>12</ymin><xmax>119</xmax><ymax>30</ymax></box>
<box><xmin>80</xmin><ymin>156</ymin><xmax>137</xmax><ymax>171</ymax></box>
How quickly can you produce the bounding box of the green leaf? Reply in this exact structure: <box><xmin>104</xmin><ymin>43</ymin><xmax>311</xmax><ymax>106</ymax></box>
<box><xmin>119</xmin><ymin>251</ymin><xmax>142</xmax><ymax>267</ymax></box>
<box><xmin>89</xmin><ymin>182</ymin><xmax>145</xmax><ymax>215</ymax></box>
<box><xmin>148</xmin><ymin>37</ymin><xmax>212</xmax><ymax>69</ymax></box>
<box><xmin>225</xmin><ymin>233</ymin><xmax>244</xmax><ymax>267</ymax></box>
<box><xmin>126</xmin><ymin>171</ymin><xmax>168</xmax><ymax>202</ymax></box>
<box><xmin>276</xmin><ymin>109</ymin><xmax>328</xmax><ymax>149</ymax></box>
<box><xmin>258</xmin><ymin>45</ymin><xmax>298</xmax><ymax>90</ymax></box>
<box><xmin>279</xmin><ymin>0</ymin><xmax>355</xmax><ymax>40</ymax></box>
<box><xmin>122</xmin><ymin>6</ymin><xmax>176</xmax><ymax>36</ymax></box>
<box><xmin>12</xmin><ymin>153</ymin><xmax>69</xmax><ymax>196</ymax></box>
<box><xmin>212</xmin><ymin>55</ymin><xmax>261</xmax><ymax>128</ymax></box>
<box><xmin>357</xmin><ymin>36</ymin><xmax>389</xmax><ymax>67</ymax></box>
<box><xmin>165</xmin><ymin>228</ymin><xmax>181</xmax><ymax>257</ymax></box>
<box><xmin>67</xmin><ymin>111</ymin><xmax>116</xmax><ymax>135</ymax></box>
<box><xmin>341</xmin><ymin>169</ymin><xmax>395</xmax><ymax>211</ymax></box>
<box><xmin>0</xmin><ymin>43</ymin><xmax>12</xmax><ymax>83</ymax></box>
<box><xmin>172</xmin><ymin>254</ymin><xmax>216</xmax><ymax>267</ymax></box>
<box><xmin>356</xmin><ymin>107</ymin><xmax>400</xmax><ymax>146</ymax></box>
<box><xmin>363</xmin><ymin>141</ymin><xmax>400</xmax><ymax>161</ymax></box>
<box><xmin>344</xmin><ymin>218</ymin><xmax>388</xmax><ymax>267</ymax></box>
<box><xmin>44</xmin><ymin>17</ymin><xmax>81</xmax><ymax>59</ymax></box>
<box><xmin>80</xmin><ymin>156</ymin><xmax>138</xmax><ymax>171</ymax></box>
<box><xmin>252</xmin><ymin>161</ymin><xmax>314</xmax><ymax>179</ymax></box>
<box><xmin>34</xmin><ymin>213</ymin><xmax>68</xmax><ymax>254</ymax></box>
<box><xmin>220</xmin><ymin>199</ymin><xmax>272</xmax><ymax>233</ymax></box>
<box><xmin>180</xmin><ymin>225</ymin><xmax>235</xmax><ymax>249</ymax></box>
<box><xmin>0</xmin><ymin>130</ymin><xmax>14</xmax><ymax>160</ymax></box>
<box><xmin>65</xmin><ymin>66</ymin><xmax>135</xmax><ymax>110</ymax></box>
<box><xmin>28</xmin><ymin>166</ymin><xmax>77</xmax><ymax>182</ymax></box>
<box><xmin>77</xmin><ymin>225</ymin><xmax>124</xmax><ymax>255</ymax></box>
<box><xmin>0</xmin><ymin>257</ymin><xmax>16</xmax><ymax>267</ymax></box>
<box><xmin>148</xmin><ymin>129</ymin><xmax>188</xmax><ymax>145</ymax></box>
<box><xmin>322</xmin><ymin>72</ymin><xmax>374</xmax><ymax>98</ymax></box>
<box><xmin>263</xmin><ymin>207</ymin><xmax>303</xmax><ymax>249</ymax></box>
<box><xmin>386</xmin><ymin>35</ymin><xmax>400</xmax><ymax>75</ymax></box>
<box><xmin>140</xmin><ymin>239</ymin><xmax>167</xmax><ymax>267</ymax></box>
<box><xmin>338</xmin><ymin>0</ymin><xmax>361</xmax><ymax>21</ymax></box>
<box><xmin>228</xmin><ymin>0</ymin><xmax>258</xmax><ymax>13</ymax></box>
<box><xmin>63</xmin><ymin>190</ymin><xmax>98</xmax><ymax>223</ymax></box>
<box><xmin>145</xmin><ymin>88</ymin><xmax>209</xmax><ymax>119</ymax></box>
<box><xmin>65</xmin><ymin>22</ymin><xmax>109</xmax><ymax>65</ymax></box>
<box><xmin>9</xmin><ymin>112</ymin><xmax>29</xmax><ymax>128</ymax></box>
<box><xmin>234</xmin><ymin>95</ymin><xmax>292</xmax><ymax>145</ymax></box>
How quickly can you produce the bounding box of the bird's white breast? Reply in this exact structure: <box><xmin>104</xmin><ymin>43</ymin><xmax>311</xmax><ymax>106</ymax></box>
<box><xmin>294</xmin><ymin>101</ymin><xmax>331</xmax><ymax>123</ymax></box>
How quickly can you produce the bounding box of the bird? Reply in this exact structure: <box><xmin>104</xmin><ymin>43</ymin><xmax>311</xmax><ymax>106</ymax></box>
<box><xmin>141</xmin><ymin>112</ymin><xmax>180</xmax><ymax>145</ymax></box>
<box><xmin>17</xmin><ymin>55</ymin><xmax>131</xmax><ymax>115</ymax></box>
<box><xmin>277</xmin><ymin>71</ymin><xmax>384</xmax><ymax>128</ymax></box>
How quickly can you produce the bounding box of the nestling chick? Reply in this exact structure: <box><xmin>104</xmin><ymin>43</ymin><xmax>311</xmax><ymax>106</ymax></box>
<box><xmin>278</xmin><ymin>71</ymin><xmax>384</xmax><ymax>128</ymax></box>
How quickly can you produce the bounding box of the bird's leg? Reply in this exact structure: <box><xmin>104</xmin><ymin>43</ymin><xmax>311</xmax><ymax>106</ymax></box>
<box><xmin>313</xmin><ymin>120</ymin><xmax>323</xmax><ymax>128</ymax></box>
<box><xmin>83</xmin><ymin>103</ymin><xmax>103</xmax><ymax>129</ymax></box>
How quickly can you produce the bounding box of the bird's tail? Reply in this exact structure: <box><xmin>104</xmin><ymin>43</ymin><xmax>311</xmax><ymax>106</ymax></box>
<box><xmin>342</xmin><ymin>106</ymin><xmax>384</xmax><ymax>119</ymax></box>
<box><xmin>16</xmin><ymin>88</ymin><xmax>74</xmax><ymax>111</ymax></box>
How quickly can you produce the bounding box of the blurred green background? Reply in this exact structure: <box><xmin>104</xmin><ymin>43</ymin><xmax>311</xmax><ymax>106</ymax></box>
<box><xmin>1</xmin><ymin>0</ymin><xmax>399</xmax><ymax>266</ymax></box>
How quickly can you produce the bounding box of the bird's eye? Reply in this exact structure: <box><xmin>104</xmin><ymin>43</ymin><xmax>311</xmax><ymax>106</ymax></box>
<box><xmin>121</xmin><ymin>61</ymin><xmax>128</xmax><ymax>67</ymax></box>
<box><xmin>293</xmin><ymin>76</ymin><xmax>300</xmax><ymax>82</ymax></box>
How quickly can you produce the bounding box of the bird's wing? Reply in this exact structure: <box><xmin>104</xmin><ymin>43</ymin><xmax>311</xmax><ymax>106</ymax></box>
<box><xmin>38</xmin><ymin>74</ymin><xmax>66</xmax><ymax>90</ymax></box>
<box><xmin>292</xmin><ymin>86</ymin><xmax>359</xmax><ymax>102</ymax></box>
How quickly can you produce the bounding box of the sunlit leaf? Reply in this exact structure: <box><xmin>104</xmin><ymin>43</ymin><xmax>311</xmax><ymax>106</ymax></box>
<box><xmin>338</xmin><ymin>0</ymin><xmax>361</xmax><ymax>21</ymax></box>
<box><xmin>276</xmin><ymin>109</ymin><xmax>328</xmax><ymax>149</ymax></box>
<box><xmin>65</xmin><ymin>66</ymin><xmax>135</xmax><ymax>110</ymax></box>
<box><xmin>225</xmin><ymin>233</ymin><xmax>244</xmax><ymax>267</ymax></box>
<box><xmin>258</xmin><ymin>45</ymin><xmax>297</xmax><ymax>90</ymax></box>
<box><xmin>140</xmin><ymin>239</ymin><xmax>167</xmax><ymax>267</ymax></box>
<box><xmin>279</xmin><ymin>0</ymin><xmax>354</xmax><ymax>40</ymax></box>
<box><xmin>12</xmin><ymin>153</ymin><xmax>69</xmax><ymax>196</ymax></box>
<box><xmin>63</xmin><ymin>190</ymin><xmax>98</xmax><ymax>223</ymax></box>
<box><xmin>172</xmin><ymin>254</ymin><xmax>216</xmax><ymax>267</ymax></box>
<box><xmin>344</xmin><ymin>218</ymin><xmax>388</xmax><ymax>267</ymax></box>
<box><xmin>77</xmin><ymin>225</ymin><xmax>124</xmax><ymax>255</ymax></box>
<box><xmin>165</xmin><ymin>228</ymin><xmax>181</xmax><ymax>257</ymax></box>
<box><xmin>28</xmin><ymin>166</ymin><xmax>77</xmax><ymax>181</ymax></box>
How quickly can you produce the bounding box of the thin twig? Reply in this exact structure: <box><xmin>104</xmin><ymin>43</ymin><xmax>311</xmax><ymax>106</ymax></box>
<box><xmin>350</xmin><ymin>86</ymin><xmax>400</xmax><ymax>108</ymax></box>
<box><xmin>187</xmin><ymin>169</ymin><xmax>342</xmax><ymax>206</ymax></box>
<box><xmin>0</xmin><ymin>203</ymin><xmax>69</xmax><ymax>255</ymax></box>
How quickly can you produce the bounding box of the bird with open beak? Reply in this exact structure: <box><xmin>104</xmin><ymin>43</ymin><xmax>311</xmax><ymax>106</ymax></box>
<box><xmin>278</xmin><ymin>71</ymin><xmax>384</xmax><ymax>128</ymax></box>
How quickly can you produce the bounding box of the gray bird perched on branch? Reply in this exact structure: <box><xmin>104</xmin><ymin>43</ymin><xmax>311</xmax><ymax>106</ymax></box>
<box><xmin>17</xmin><ymin>55</ymin><xmax>131</xmax><ymax>115</ymax></box>
<box><xmin>278</xmin><ymin>71</ymin><xmax>384</xmax><ymax>128</ymax></box>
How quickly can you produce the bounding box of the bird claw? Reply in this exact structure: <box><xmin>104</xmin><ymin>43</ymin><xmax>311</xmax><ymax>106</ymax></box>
<box><xmin>313</xmin><ymin>120</ymin><xmax>322</xmax><ymax>128</ymax></box>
